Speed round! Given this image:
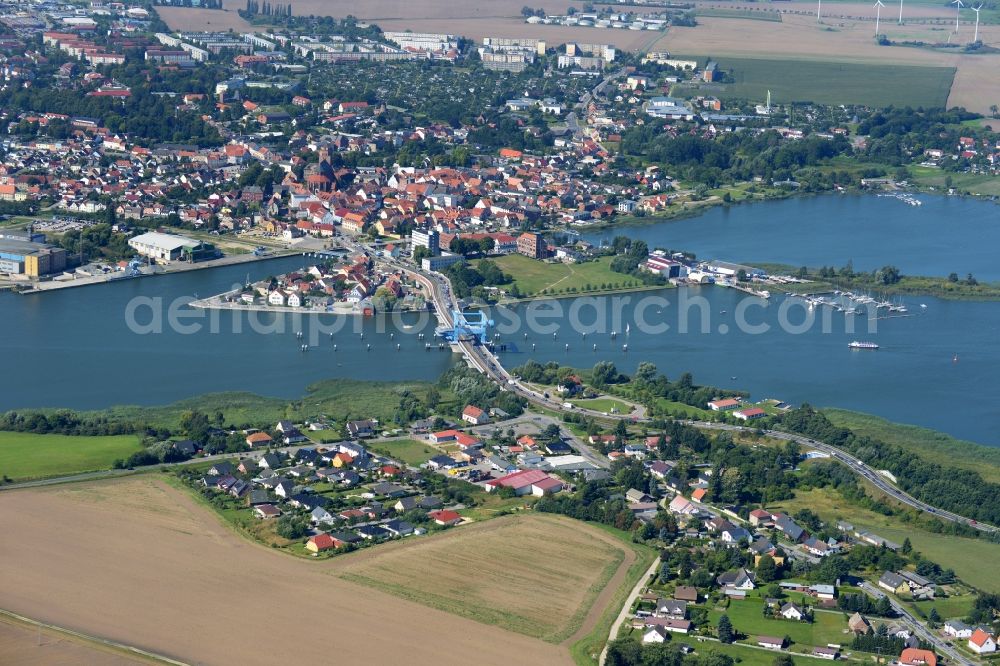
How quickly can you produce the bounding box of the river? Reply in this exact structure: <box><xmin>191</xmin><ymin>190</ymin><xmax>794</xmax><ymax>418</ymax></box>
<box><xmin>2</xmin><ymin>195</ymin><xmax>998</xmax><ymax>446</ymax></box>
<box><xmin>0</xmin><ymin>256</ymin><xmax>455</xmax><ymax>411</ymax></box>
<box><xmin>581</xmin><ymin>194</ymin><xmax>1000</xmax><ymax>281</ymax></box>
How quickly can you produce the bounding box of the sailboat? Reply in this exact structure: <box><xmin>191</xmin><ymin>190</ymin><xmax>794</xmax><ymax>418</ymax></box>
<box><xmin>953</xmin><ymin>353</ymin><xmax>959</xmax><ymax>363</ymax></box>
<box><xmin>625</xmin><ymin>323</ymin><xmax>631</xmax><ymax>335</ymax></box>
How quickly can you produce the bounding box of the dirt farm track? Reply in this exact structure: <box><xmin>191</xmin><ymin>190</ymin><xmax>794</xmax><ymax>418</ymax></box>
<box><xmin>0</xmin><ymin>477</ymin><xmax>580</xmax><ymax>665</ymax></box>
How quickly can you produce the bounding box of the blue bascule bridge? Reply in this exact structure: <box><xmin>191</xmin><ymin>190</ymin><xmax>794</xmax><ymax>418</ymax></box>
<box><xmin>436</xmin><ymin>309</ymin><xmax>492</xmax><ymax>345</ymax></box>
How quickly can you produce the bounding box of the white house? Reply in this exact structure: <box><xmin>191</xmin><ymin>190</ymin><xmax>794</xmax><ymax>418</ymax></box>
<box><xmin>461</xmin><ymin>405</ymin><xmax>490</xmax><ymax>425</ymax></box>
<box><xmin>943</xmin><ymin>620</ymin><xmax>973</xmax><ymax>639</ymax></box>
<box><xmin>268</xmin><ymin>290</ymin><xmax>287</xmax><ymax>306</ymax></box>
<box><xmin>643</xmin><ymin>626</ymin><xmax>669</xmax><ymax>644</ymax></box>
<box><xmin>970</xmin><ymin>629</ymin><xmax>997</xmax><ymax>654</ymax></box>
<box><xmin>779</xmin><ymin>603</ymin><xmax>805</xmax><ymax>621</ymax></box>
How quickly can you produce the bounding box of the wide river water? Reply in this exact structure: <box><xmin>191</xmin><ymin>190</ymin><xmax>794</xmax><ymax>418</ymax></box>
<box><xmin>2</xmin><ymin>194</ymin><xmax>998</xmax><ymax>445</ymax></box>
<box><xmin>581</xmin><ymin>193</ymin><xmax>1000</xmax><ymax>280</ymax></box>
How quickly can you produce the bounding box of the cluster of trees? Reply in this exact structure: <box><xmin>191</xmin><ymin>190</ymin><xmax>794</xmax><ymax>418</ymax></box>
<box><xmin>391</xmin><ymin>390</ymin><xmax>429</xmax><ymax>426</ymax></box>
<box><xmin>967</xmin><ymin>593</ymin><xmax>1000</xmax><ymax>625</ymax></box>
<box><xmin>440</xmin><ymin>365</ymin><xmax>526</xmax><ymax>419</ymax></box>
<box><xmin>441</xmin><ymin>260</ymin><xmax>511</xmax><ymax>300</ymax></box>
<box><xmin>0</xmin><ymin>410</ymin><xmax>137</xmax><ymax>437</ymax></box>
<box><xmin>0</xmin><ymin>87</ymin><xmax>222</xmax><ymax>146</ymax></box>
<box><xmin>779</xmin><ymin>406</ymin><xmax>1000</xmax><ymax>525</ymax></box>
<box><xmin>56</xmin><ymin>223</ymin><xmax>132</xmax><ymax>263</ymax></box>
<box><xmin>603</xmin><ymin>236</ymin><xmax>666</xmax><ymax>286</ymax></box>
<box><xmin>468</xmin><ymin>116</ymin><xmax>554</xmax><ymax>153</ymax></box>
<box><xmin>838</xmin><ymin>592</ymin><xmax>894</xmax><ymax>617</ymax></box>
<box><xmin>620</xmin><ymin>127</ymin><xmax>852</xmax><ymax>187</ymax></box>
<box><xmin>851</xmin><ymin>626</ymin><xmax>914</xmax><ymax>655</ymax></box>
<box><xmin>520</xmin><ymin>6</ymin><xmax>547</xmax><ymax>17</ymax></box>
<box><xmin>242</xmin><ymin>0</ymin><xmax>292</xmax><ymax>16</ymax></box>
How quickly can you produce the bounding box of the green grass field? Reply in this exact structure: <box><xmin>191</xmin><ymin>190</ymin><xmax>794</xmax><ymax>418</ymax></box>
<box><xmin>911</xmin><ymin>595</ymin><xmax>977</xmax><ymax>621</ymax></box>
<box><xmin>570</xmin><ymin>397</ymin><xmax>635</xmax><ymax>414</ymax></box>
<box><xmin>94</xmin><ymin>378</ymin><xmax>443</xmax><ymax>431</ymax></box>
<box><xmin>0</xmin><ymin>431</ymin><xmax>143</xmax><ymax>481</ymax></box>
<box><xmin>910</xmin><ymin>166</ymin><xmax>1000</xmax><ymax>197</ymax></box>
<box><xmin>822</xmin><ymin>408</ymin><xmax>1000</xmax><ymax>484</ymax></box>
<box><xmin>709</xmin><ymin>599</ymin><xmax>850</xmax><ymax>649</ymax></box>
<box><xmin>769</xmin><ymin>488</ymin><xmax>1000</xmax><ymax>593</ymax></box>
<box><xmin>706</xmin><ymin>57</ymin><xmax>955</xmax><ymax>108</ymax></box>
<box><xmin>370</xmin><ymin>438</ymin><xmax>437</xmax><ymax>466</ymax></box>
<box><xmin>481</xmin><ymin>255</ymin><xmax>655</xmax><ymax>298</ymax></box>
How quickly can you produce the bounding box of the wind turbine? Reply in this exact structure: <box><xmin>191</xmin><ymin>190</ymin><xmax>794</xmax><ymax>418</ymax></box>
<box><xmin>898</xmin><ymin>0</ymin><xmax>904</xmax><ymax>24</ymax></box>
<box><xmin>874</xmin><ymin>0</ymin><xmax>885</xmax><ymax>37</ymax></box>
<box><xmin>952</xmin><ymin>0</ymin><xmax>963</xmax><ymax>33</ymax></box>
<box><xmin>972</xmin><ymin>3</ymin><xmax>982</xmax><ymax>42</ymax></box>
<box><xmin>817</xmin><ymin>0</ymin><xmax>822</xmax><ymax>22</ymax></box>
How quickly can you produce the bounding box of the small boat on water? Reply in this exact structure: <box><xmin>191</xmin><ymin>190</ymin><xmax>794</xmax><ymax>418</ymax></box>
<box><xmin>848</xmin><ymin>341</ymin><xmax>879</xmax><ymax>350</ymax></box>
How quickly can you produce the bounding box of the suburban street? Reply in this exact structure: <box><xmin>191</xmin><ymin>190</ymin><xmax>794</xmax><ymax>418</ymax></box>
<box><xmin>860</xmin><ymin>582</ymin><xmax>974</xmax><ymax>666</ymax></box>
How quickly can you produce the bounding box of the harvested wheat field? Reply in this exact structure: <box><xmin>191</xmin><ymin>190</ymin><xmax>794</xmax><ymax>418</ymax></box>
<box><xmin>337</xmin><ymin>513</ymin><xmax>633</xmax><ymax>644</ymax></box>
<box><xmin>0</xmin><ymin>615</ymin><xmax>149</xmax><ymax>666</ymax></box>
<box><xmin>157</xmin><ymin>6</ymin><xmax>254</xmax><ymax>32</ymax></box>
<box><xmin>0</xmin><ymin>477</ymin><xmax>573</xmax><ymax>666</ymax></box>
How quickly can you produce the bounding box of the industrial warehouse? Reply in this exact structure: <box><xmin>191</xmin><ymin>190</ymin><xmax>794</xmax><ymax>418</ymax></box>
<box><xmin>127</xmin><ymin>231</ymin><xmax>218</xmax><ymax>263</ymax></box>
<box><xmin>0</xmin><ymin>237</ymin><xmax>67</xmax><ymax>277</ymax></box>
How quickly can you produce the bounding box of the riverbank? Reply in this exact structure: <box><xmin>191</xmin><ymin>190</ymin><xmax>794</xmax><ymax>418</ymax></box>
<box><xmin>9</xmin><ymin>250</ymin><xmax>299</xmax><ymax>295</ymax></box>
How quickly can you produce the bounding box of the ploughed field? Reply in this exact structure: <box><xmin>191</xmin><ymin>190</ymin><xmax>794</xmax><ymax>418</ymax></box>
<box><xmin>0</xmin><ymin>477</ymin><xmax>576</xmax><ymax>665</ymax></box>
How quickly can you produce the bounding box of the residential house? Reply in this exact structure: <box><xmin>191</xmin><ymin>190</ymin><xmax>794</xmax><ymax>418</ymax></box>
<box><xmin>878</xmin><ymin>571</ymin><xmax>909</xmax><ymax>595</ymax></box>
<box><xmin>656</xmin><ymin>599</ymin><xmax>687</xmax><ymax>619</ymax></box>
<box><xmin>428</xmin><ymin>509</ymin><xmax>462</xmax><ymax>526</ymax></box>
<box><xmin>757</xmin><ymin>636</ymin><xmax>786</xmax><ymax>650</ymax></box>
<box><xmin>813</xmin><ymin>647</ymin><xmax>840</xmax><ymax>660</ymax></box>
<box><xmin>208</xmin><ymin>461</ymin><xmax>235</xmax><ymax>476</ymax></box>
<box><xmin>246</xmin><ymin>431</ymin><xmax>273</xmax><ymax>448</ymax></box>
<box><xmin>899</xmin><ymin>648</ymin><xmax>937</xmax><ymax>666</ymax></box>
<box><xmin>717</xmin><ymin>568</ymin><xmax>756</xmax><ymax>591</ymax></box>
<box><xmin>848</xmin><ymin>612</ymin><xmax>871</xmax><ymax>635</ymax></box>
<box><xmin>969</xmin><ymin>629</ymin><xmax>997</xmax><ymax>654</ymax></box>
<box><xmin>643</xmin><ymin>617</ymin><xmax>692</xmax><ymax>634</ymax></box>
<box><xmin>254</xmin><ymin>504</ymin><xmax>281</xmax><ymax>519</ymax></box>
<box><xmin>673</xmin><ymin>586</ymin><xmax>699</xmax><ymax>602</ymax></box>
<box><xmin>306</xmin><ymin>533</ymin><xmax>337</xmax><ymax>552</ymax></box>
<box><xmin>346</xmin><ymin>419</ymin><xmax>376</xmax><ymax>438</ymax></box>
<box><xmin>774</xmin><ymin>514</ymin><xmax>806</xmax><ymax>542</ymax></box>
<box><xmin>329</xmin><ymin>531</ymin><xmax>363</xmax><ymax>548</ymax></box>
<box><xmin>779</xmin><ymin>603</ymin><xmax>806</xmax><ymax>621</ymax></box>
<box><xmin>461</xmin><ymin>404</ymin><xmax>490</xmax><ymax>425</ymax></box>
<box><xmin>749</xmin><ymin>509</ymin><xmax>774</xmax><ymax>527</ymax></box>
<box><xmin>943</xmin><ymin>620</ymin><xmax>973</xmax><ymax>639</ymax></box>
<box><xmin>382</xmin><ymin>519</ymin><xmax>415</xmax><ymax>537</ymax></box>
<box><xmin>643</xmin><ymin>625</ymin><xmax>670</xmax><ymax>644</ymax></box>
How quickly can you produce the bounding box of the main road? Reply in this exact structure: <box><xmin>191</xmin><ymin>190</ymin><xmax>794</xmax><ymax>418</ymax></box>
<box><xmin>860</xmin><ymin>581</ymin><xmax>974</xmax><ymax>666</ymax></box>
